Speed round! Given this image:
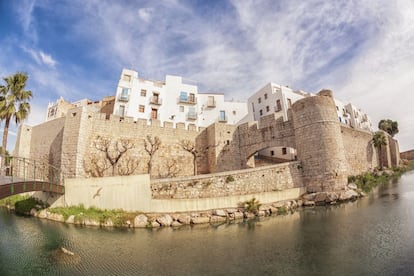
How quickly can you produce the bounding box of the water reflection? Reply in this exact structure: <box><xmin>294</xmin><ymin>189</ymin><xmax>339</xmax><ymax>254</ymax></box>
<box><xmin>1</xmin><ymin>172</ymin><xmax>414</xmax><ymax>275</ymax></box>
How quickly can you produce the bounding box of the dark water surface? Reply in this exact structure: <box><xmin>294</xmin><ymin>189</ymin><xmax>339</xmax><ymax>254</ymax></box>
<box><xmin>1</xmin><ymin>172</ymin><xmax>414</xmax><ymax>275</ymax></box>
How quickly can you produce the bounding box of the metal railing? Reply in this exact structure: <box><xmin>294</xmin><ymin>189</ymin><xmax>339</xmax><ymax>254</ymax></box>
<box><xmin>3</xmin><ymin>156</ymin><xmax>64</xmax><ymax>186</ymax></box>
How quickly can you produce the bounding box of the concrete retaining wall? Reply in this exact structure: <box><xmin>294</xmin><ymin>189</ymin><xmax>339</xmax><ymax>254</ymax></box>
<box><xmin>59</xmin><ymin>173</ymin><xmax>305</xmax><ymax>213</ymax></box>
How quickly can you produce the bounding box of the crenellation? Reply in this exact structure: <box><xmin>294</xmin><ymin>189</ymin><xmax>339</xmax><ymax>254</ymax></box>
<box><xmin>15</xmin><ymin>90</ymin><xmax>400</xmax><ymax>194</ymax></box>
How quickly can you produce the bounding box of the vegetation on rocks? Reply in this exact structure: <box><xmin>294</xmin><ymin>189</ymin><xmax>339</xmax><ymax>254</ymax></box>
<box><xmin>49</xmin><ymin>205</ymin><xmax>138</xmax><ymax>227</ymax></box>
<box><xmin>348</xmin><ymin>161</ymin><xmax>414</xmax><ymax>193</ymax></box>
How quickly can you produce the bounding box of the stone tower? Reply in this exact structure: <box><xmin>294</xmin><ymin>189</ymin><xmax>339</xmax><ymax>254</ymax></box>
<box><xmin>292</xmin><ymin>90</ymin><xmax>348</xmax><ymax>192</ymax></box>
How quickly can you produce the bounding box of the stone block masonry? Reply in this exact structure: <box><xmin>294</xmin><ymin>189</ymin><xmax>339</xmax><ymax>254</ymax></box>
<box><xmin>151</xmin><ymin>161</ymin><xmax>303</xmax><ymax>199</ymax></box>
<box><xmin>14</xmin><ymin>90</ymin><xmax>401</xmax><ymax>196</ymax></box>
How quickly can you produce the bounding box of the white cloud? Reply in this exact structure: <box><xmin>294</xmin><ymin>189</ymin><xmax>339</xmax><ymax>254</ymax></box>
<box><xmin>39</xmin><ymin>51</ymin><xmax>57</xmax><ymax>67</ymax></box>
<box><xmin>22</xmin><ymin>46</ymin><xmax>57</xmax><ymax>67</ymax></box>
<box><xmin>138</xmin><ymin>8</ymin><xmax>153</xmax><ymax>23</ymax></box>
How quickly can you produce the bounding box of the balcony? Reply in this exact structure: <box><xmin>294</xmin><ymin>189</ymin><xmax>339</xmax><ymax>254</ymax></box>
<box><xmin>150</xmin><ymin>96</ymin><xmax>162</xmax><ymax>105</ymax></box>
<box><xmin>187</xmin><ymin>112</ymin><xmax>197</xmax><ymax>120</ymax></box>
<box><xmin>118</xmin><ymin>94</ymin><xmax>129</xmax><ymax>102</ymax></box>
<box><xmin>178</xmin><ymin>96</ymin><xmax>197</xmax><ymax>105</ymax></box>
<box><xmin>218</xmin><ymin>115</ymin><xmax>228</xmax><ymax>122</ymax></box>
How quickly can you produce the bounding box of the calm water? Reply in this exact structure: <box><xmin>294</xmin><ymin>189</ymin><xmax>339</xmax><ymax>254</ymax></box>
<box><xmin>1</xmin><ymin>172</ymin><xmax>414</xmax><ymax>275</ymax></box>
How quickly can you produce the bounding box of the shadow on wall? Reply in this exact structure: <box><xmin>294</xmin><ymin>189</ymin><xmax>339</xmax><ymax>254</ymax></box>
<box><xmin>366</xmin><ymin>142</ymin><xmax>374</xmax><ymax>169</ymax></box>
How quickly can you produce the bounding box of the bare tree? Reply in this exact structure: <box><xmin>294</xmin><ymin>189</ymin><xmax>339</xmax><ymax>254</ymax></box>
<box><xmin>91</xmin><ymin>136</ymin><xmax>135</xmax><ymax>176</ymax></box>
<box><xmin>117</xmin><ymin>156</ymin><xmax>139</xmax><ymax>176</ymax></box>
<box><xmin>84</xmin><ymin>153</ymin><xmax>110</xmax><ymax>177</ymax></box>
<box><xmin>144</xmin><ymin>135</ymin><xmax>161</xmax><ymax>175</ymax></box>
<box><xmin>179</xmin><ymin>139</ymin><xmax>198</xmax><ymax>175</ymax></box>
<box><xmin>157</xmin><ymin>159</ymin><xmax>180</xmax><ymax>178</ymax></box>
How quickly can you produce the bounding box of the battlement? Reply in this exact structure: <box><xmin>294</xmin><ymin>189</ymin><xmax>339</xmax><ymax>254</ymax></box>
<box><xmin>68</xmin><ymin>106</ymin><xmax>202</xmax><ymax>133</ymax></box>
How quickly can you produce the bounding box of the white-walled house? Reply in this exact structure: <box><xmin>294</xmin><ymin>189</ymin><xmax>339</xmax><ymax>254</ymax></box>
<box><xmin>113</xmin><ymin>69</ymin><xmax>248</xmax><ymax>128</ymax></box>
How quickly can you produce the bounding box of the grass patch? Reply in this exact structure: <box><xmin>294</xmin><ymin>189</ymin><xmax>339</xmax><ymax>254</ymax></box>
<box><xmin>0</xmin><ymin>194</ymin><xmax>30</xmax><ymax>207</ymax></box>
<box><xmin>49</xmin><ymin>205</ymin><xmax>139</xmax><ymax>227</ymax></box>
<box><xmin>348</xmin><ymin>162</ymin><xmax>414</xmax><ymax>193</ymax></box>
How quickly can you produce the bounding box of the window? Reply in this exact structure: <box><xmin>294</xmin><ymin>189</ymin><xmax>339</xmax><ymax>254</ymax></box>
<box><xmin>179</xmin><ymin>106</ymin><xmax>184</xmax><ymax>112</ymax></box>
<box><xmin>282</xmin><ymin>147</ymin><xmax>287</xmax><ymax>155</ymax></box>
<box><xmin>266</xmin><ymin>106</ymin><xmax>270</xmax><ymax>112</ymax></box>
<box><xmin>122</xmin><ymin>74</ymin><xmax>131</xmax><ymax>82</ymax></box>
<box><xmin>276</xmin><ymin>99</ymin><xmax>282</xmax><ymax>111</ymax></box>
<box><xmin>258</xmin><ymin>97</ymin><xmax>261</xmax><ymax>104</ymax></box>
<box><xmin>180</xmin><ymin>91</ymin><xmax>188</xmax><ymax>102</ymax></box>
<box><xmin>219</xmin><ymin>110</ymin><xmax>226</xmax><ymax>121</ymax></box>
<box><xmin>140</xmin><ymin>89</ymin><xmax>147</xmax><ymax>97</ymax></box>
<box><xmin>207</xmin><ymin>96</ymin><xmax>215</xmax><ymax>107</ymax></box>
<box><xmin>287</xmin><ymin>99</ymin><xmax>292</xmax><ymax>108</ymax></box>
<box><xmin>271</xmin><ymin>150</ymin><xmax>274</xmax><ymax>156</ymax></box>
<box><xmin>119</xmin><ymin>105</ymin><xmax>125</xmax><ymax>117</ymax></box>
<box><xmin>259</xmin><ymin>109</ymin><xmax>263</xmax><ymax>116</ymax></box>
<box><xmin>151</xmin><ymin>108</ymin><xmax>158</xmax><ymax>119</ymax></box>
<box><xmin>264</xmin><ymin>93</ymin><xmax>268</xmax><ymax>100</ymax></box>
<box><xmin>188</xmin><ymin>93</ymin><xmax>196</xmax><ymax>103</ymax></box>
<box><xmin>121</xmin><ymin>88</ymin><xmax>129</xmax><ymax>95</ymax></box>
<box><xmin>336</xmin><ymin>106</ymin><xmax>339</xmax><ymax>110</ymax></box>
<box><xmin>232</xmin><ymin>110</ymin><xmax>236</xmax><ymax>115</ymax></box>
<box><xmin>139</xmin><ymin>105</ymin><xmax>145</xmax><ymax>113</ymax></box>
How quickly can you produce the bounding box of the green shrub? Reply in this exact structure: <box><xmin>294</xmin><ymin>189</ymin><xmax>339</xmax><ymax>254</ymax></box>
<box><xmin>225</xmin><ymin>175</ymin><xmax>235</xmax><ymax>183</ymax></box>
<box><xmin>15</xmin><ymin>197</ymin><xmax>42</xmax><ymax>216</ymax></box>
<box><xmin>243</xmin><ymin>198</ymin><xmax>261</xmax><ymax>214</ymax></box>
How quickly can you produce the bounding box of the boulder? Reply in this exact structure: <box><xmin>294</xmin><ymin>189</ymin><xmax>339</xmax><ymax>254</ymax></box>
<box><xmin>212</xmin><ymin>209</ymin><xmax>227</xmax><ymax>217</ymax></box>
<box><xmin>156</xmin><ymin>214</ymin><xmax>173</xmax><ymax>227</ymax></box>
<box><xmin>30</xmin><ymin>208</ymin><xmax>37</xmax><ymax>216</ymax></box>
<box><xmin>84</xmin><ymin>218</ymin><xmax>100</xmax><ymax>226</ymax></box>
<box><xmin>210</xmin><ymin>215</ymin><xmax>227</xmax><ymax>223</ymax></box>
<box><xmin>233</xmin><ymin>212</ymin><xmax>244</xmax><ymax>220</ymax></box>
<box><xmin>339</xmin><ymin>190</ymin><xmax>359</xmax><ymax>201</ymax></box>
<box><xmin>38</xmin><ymin>209</ymin><xmax>48</xmax><ymax>219</ymax></box>
<box><xmin>314</xmin><ymin>192</ymin><xmax>327</xmax><ymax>203</ymax></box>
<box><xmin>171</xmin><ymin>221</ymin><xmax>182</xmax><ymax>227</ymax></box>
<box><xmin>348</xmin><ymin>183</ymin><xmax>358</xmax><ymax>190</ymax></box>
<box><xmin>297</xmin><ymin>199</ymin><xmax>303</xmax><ymax>207</ymax></box>
<box><xmin>66</xmin><ymin>215</ymin><xmax>75</xmax><ymax>224</ymax></box>
<box><xmin>191</xmin><ymin>216</ymin><xmax>210</xmax><ymax>224</ymax></box>
<box><xmin>244</xmin><ymin>212</ymin><xmax>255</xmax><ymax>219</ymax></box>
<box><xmin>303</xmin><ymin>193</ymin><xmax>317</xmax><ymax>201</ymax></box>
<box><xmin>134</xmin><ymin>214</ymin><xmax>148</xmax><ymax>228</ymax></box>
<box><xmin>326</xmin><ymin>192</ymin><xmax>339</xmax><ymax>203</ymax></box>
<box><xmin>177</xmin><ymin>214</ymin><xmax>191</xmax><ymax>225</ymax></box>
<box><xmin>303</xmin><ymin>200</ymin><xmax>315</xmax><ymax>207</ymax></box>
<box><xmin>272</xmin><ymin>201</ymin><xmax>285</xmax><ymax>208</ymax></box>
<box><xmin>151</xmin><ymin>221</ymin><xmax>161</xmax><ymax>228</ymax></box>
<box><xmin>257</xmin><ymin>210</ymin><xmax>266</xmax><ymax>217</ymax></box>
<box><xmin>226</xmin><ymin>208</ymin><xmax>238</xmax><ymax>214</ymax></box>
<box><xmin>49</xmin><ymin>213</ymin><xmax>65</xmax><ymax>222</ymax></box>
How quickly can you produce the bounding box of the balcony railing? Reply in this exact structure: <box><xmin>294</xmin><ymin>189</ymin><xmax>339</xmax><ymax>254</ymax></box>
<box><xmin>218</xmin><ymin>115</ymin><xmax>228</xmax><ymax>122</ymax></box>
<box><xmin>187</xmin><ymin>112</ymin><xmax>197</xmax><ymax>120</ymax></box>
<box><xmin>118</xmin><ymin>94</ymin><xmax>129</xmax><ymax>102</ymax></box>
<box><xmin>178</xmin><ymin>96</ymin><xmax>197</xmax><ymax>105</ymax></box>
<box><xmin>207</xmin><ymin>99</ymin><xmax>216</xmax><ymax>107</ymax></box>
<box><xmin>150</xmin><ymin>96</ymin><xmax>162</xmax><ymax>105</ymax></box>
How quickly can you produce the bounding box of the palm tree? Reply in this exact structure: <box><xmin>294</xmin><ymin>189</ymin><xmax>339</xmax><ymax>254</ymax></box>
<box><xmin>0</xmin><ymin>72</ymin><xmax>32</xmax><ymax>173</ymax></box>
<box><xmin>372</xmin><ymin>131</ymin><xmax>387</xmax><ymax>169</ymax></box>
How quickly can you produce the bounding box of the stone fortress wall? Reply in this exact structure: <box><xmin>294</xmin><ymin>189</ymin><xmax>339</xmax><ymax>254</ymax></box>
<box><xmin>401</xmin><ymin>150</ymin><xmax>414</xmax><ymax>160</ymax></box>
<box><xmin>14</xmin><ymin>90</ymin><xmax>400</xmax><ymax>207</ymax></box>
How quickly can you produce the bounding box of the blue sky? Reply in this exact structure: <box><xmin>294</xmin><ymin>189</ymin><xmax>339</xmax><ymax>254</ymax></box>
<box><xmin>0</xmin><ymin>0</ymin><xmax>413</xmax><ymax>151</ymax></box>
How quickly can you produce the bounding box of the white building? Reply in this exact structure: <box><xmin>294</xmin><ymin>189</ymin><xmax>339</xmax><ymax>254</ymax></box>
<box><xmin>244</xmin><ymin>82</ymin><xmax>373</xmax><ymax>163</ymax></box>
<box><xmin>113</xmin><ymin>69</ymin><xmax>247</xmax><ymax>128</ymax></box>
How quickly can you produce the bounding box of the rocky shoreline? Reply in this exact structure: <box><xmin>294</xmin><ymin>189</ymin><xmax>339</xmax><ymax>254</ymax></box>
<box><xmin>21</xmin><ymin>183</ymin><xmax>365</xmax><ymax>229</ymax></box>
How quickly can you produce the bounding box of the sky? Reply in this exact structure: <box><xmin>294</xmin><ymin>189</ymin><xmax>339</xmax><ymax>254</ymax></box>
<box><xmin>0</xmin><ymin>0</ymin><xmax>413</xmax><ymax>151</ymax></box>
